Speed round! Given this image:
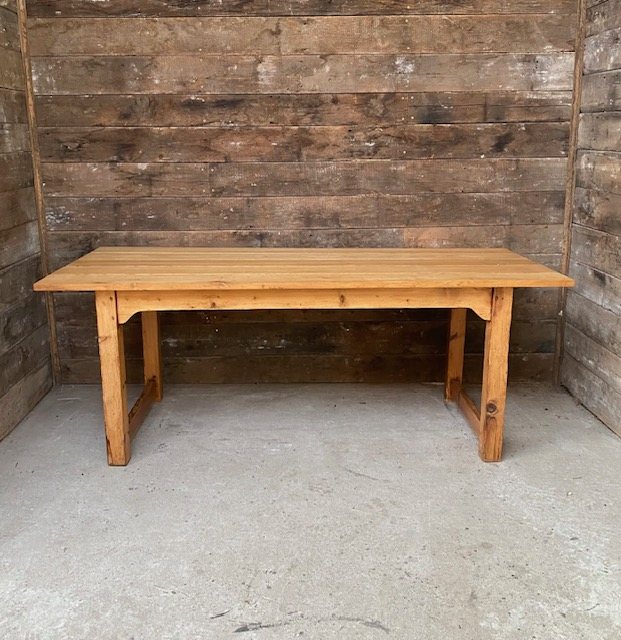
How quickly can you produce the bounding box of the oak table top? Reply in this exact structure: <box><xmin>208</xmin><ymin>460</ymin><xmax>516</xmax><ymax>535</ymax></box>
<box><xmin>34</xmin><ymin>247</ymin><xmax>574</xmax><ymax>292</ymax></box>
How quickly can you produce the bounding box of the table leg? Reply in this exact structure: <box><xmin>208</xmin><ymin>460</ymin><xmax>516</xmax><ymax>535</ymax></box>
<box><xmin>95</xmin><ymin>291</ymin><xmax>130</xmax><ymax>466</ymax></box>
<box><xmin>445</xmin><ymin>308</ymin><xmax>467</xmax><ymax>402</ymax></box>
<box><xmin>142</xmin><ymin>311</ymin><xmax>163</xmax><ymax>401</ymax></box>
<box><xmin>479</xmin><ymin>288</ymin><xmax>514</xmax><ymax>462</ymax></box>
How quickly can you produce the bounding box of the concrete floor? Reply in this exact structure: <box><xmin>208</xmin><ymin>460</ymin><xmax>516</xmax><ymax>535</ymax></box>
<box><xmin>0</xmin><ymin>384</ymin><xmax>620</xmax><ymax>640</ymax></box>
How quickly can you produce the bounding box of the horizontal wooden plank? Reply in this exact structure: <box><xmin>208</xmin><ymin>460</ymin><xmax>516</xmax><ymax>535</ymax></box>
<box><xmin>0</xmin><ymin>221</ymin><xmax>40</xmax><ymax>270</ymax></box>
<box><xmin>25</xmin><ymin>1</ymin><xmax>579</xmax><ymax>18</ymax></box>
<box><xmin>570</xmin><ymin>225</ymin><xmax>621</xmax><ymax>279</ymax></box>
<box><xmin>0</xmin><ymin>6</ymin><xmax>19</xmax><ymax>51</ymax></box>
<box><xmin>584</xmin><ymin>28</ymin><xmax>621</xmax><ymax>73</ymax></box>
<box><xmin>0</xmin><ymin>255</ymin><xmax>43</xmax><ymax>310</ymax></box>
<box><xmin>568</xmin><ymin>259</ymin><xmax>621</xmax><ymax>315</ymax></box>
<box><xmin>565</xmin><ymin>290</ymin><xmax>621</xmax><ymax>356</ymax></box>
<box><xmin>578</xmin><ymin>113</ymin><xmax>621</xmax><ymax>152</ymax></box>
<box><xmin>41</xmin><ymin>158</ymin><xmax>567</xmax><ymax>197</ymax></box>
<box><xmin>0</xmin><ymin>152</ymin><xmax>33</xmax><ymax>193</ymax></box>
<box><xmin>44</xmin><ymin>192</ymin><xmax>566</xmax><ymax>232</ymax></box>
<box><xmin>27</xmin><ymin>15</ymin><xmax>575</xmax><ymax>56</ymax></box>
<box><xmin>0</xmin><ymin>324</ymin><xmax>50</xmax><ymax>397</ymax></box>
<box><xmin>44</xmin><ymin>226</ymin><xmax>562</xmax><ymax>271</ymax></box>
<box><xmin>0</xmin><ymin>187</ymin><xmax>36</xmax><ymax>232</ymax></box>
<box><xmin>0</xmin><ymin>293</ymin><xmax>48</xmax><ymax>356</ymax></box>
<box><xmin>38</xmin><ymin>122</ymin><xmax>570</xmax><ymax>163</ymax></box>
<box><xmin>580</xmin><ymin>69</ymin><xmax>621</xmax><ymax>112</ymax></box>
<box><xmin>404</xmin><ymin>224</ymin><xmax>563</xmax><ymax>255</ymax></box>
<box><xmin>586</xmin><ymin>0</ymin><xmax>621</xmax><ymax>36</ymax></box>
<box><xmin>573</xmin><ymin>187</ymin><xmax>621</xmax><ymax>236</ymax></box>
<box><xmin>31</xmin><ymin>54</ymin><xmax>575</xmax><ymax>95</ymax></box>
<box><xmin>58</xmin><ymin>352</ymin><xmax>555</xmax><ymax>385</ymax></box>
<box><xmin>54</xmin><ymin>318</ymin><xmax>556</xmax><ymax>360</ymax></box>
<box><xmin>561</xmin><ymin>355</ymin><xmax>621</xmax><ymax>437</ymax></box>
<box><xmin>34</xmin><ymin>92</ymin><xmax>573</xmax><ymax>127</ymax></box>
<box><xmin>576</xmin><ymin>150</ymin><xmax>621</xmax><ymax>194</ymax></box>
<box><xmin>0</xmin><ymin>362</ymin><xmax>52</xmax><ymax>442</ymax></box>
<box><xmin>0</xmin><ymin>123</ymin><xmax>30</xmax><ymax>154</ymax></box>
<box><xmin>0</xmin><ymin>48</ymin><xmax>23</xmax><ymax>91</ymax></box>
<box><xmin>0</xmin><ymin>88</ymin><xmax>27</xmax><ymax>123</ymax></box>
<box><xmin>564</xmin><ymin>324</ymin><xmax>621</xmax><ymax>395</ymax></box>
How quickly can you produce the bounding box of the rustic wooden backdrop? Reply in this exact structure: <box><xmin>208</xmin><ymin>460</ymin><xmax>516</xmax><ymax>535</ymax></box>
<box><xmin>562</xmin><ymin>0</ymin><xmax>621</xmax><ymax>435</ymax></box>
<box><xmin>25</xmin><ymin>0</ymin><xmax>578</xmax><ymax>384</ymax></box>
<box><xmin>0</xmin><ymin>0</ymin><xmax>51</xmax><ymax>438</ymax></box>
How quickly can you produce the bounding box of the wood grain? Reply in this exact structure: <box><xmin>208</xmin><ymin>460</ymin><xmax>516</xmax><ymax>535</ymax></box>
<box><xmin>27</xmin><ymin>15</ymin><xmax>575</xmax><ymax>56</ymax></box>
<box><xmin>31</xmin><ymin>54</ymin><xmax>574</xmax><ymax>95</ymax></box>
<box><xmin>25</xmin><ymin>1</ymin><xmax>578</xmax><ymax>18</ymax></box>
<box><xmin>34</xmin><ymin>92</ymin><xmax>573</xmax><ymax>127</ymax></box>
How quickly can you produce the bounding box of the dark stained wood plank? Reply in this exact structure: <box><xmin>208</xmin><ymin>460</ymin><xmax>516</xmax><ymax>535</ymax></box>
<box><xmin>0</xmin><ymin>123</ymin><xmax>30</xmax><ymax>153</ymax></box>
<box><xmin>0</xmin><ymin>48</ymin><xmax>23</xmax><ymax>90</ymax></box>
<box><xmin>0</xmin><ymin>255</ymin><xmax>43</xmax><ymax>309</ymax></box>
<box><xmin>584</xmin><ymin>28</ymin><xmax>621</xmax><ymax>73</ymax></box>
<box><xmin>54</xmin><ymin>318</ymin><xmax>557</xmax><ymax>360</ymax></box>
<box><xmin>41</xmin><ymin>158</ymin><xmax>567</xmax><ymax>198</ymax></box>
<box><xmin>0</xmin><ymin>186</ymin><xmax>36</xmax><ymax>231</ymax></box>
<box><xmin>0</xmin><ymin>88</ymin><xmax>27</xmax><ymax>122</ymax></box>
<box><xmin>34</xmin><ymin>92</ymin><xmax>573</xmax><ymax>127</ymax></box>
<box><xmin>0</xmin><ymin>221</ymin><xmax>40</xmax><ymax>269</ymax></box>
<box><xmin>574</xmin><ymin>186</ymin><xmax>621</xmax><ymax>236</ymax></box>
<box><xmin>27</xmin><ymin>15</ymin><xmax>576</xmax><ymax>56</ymax></box>
<box><xmin>0</xmin><ymin>324</ymin><xmax>50</xmax><ymax>397</ymax></box>
<box><xmin>570</xmin><ymin>225</ymin><xmax>621</xmax><ymax>279</ymax></box>
<box><xmin>404</xmin><ymin>224</ymin><xmax>563</xmax><ymax>255</ymax></box>
<box><xmin>576</xmin><ymin>150</ymin><xmax>621</xmax><ymax>194</ymax></box>
<box><xmin>31</xmin><ymin>54</ymin><xmax>574</xmax><ymax>95</ymax></box>
<box><xmin>0</xmin><ymin>362</ymin><xmax>52</xmax><ymax>442</ymax></box>
<box><xmin>568</xmin><ymin>260</ymin><xmax>621</xmax><ymax>316</ymax></box>
<box><xmin>580</xmin><ymin>70</ymin><xmax>621</xmax><ymax>112</ymax></box>
<box><xmin>561</xmin><ymin>354</ymin><xmax>621</xmax><ymax>437</ymax></box>
<box><xmin>0</xmin><ymin>5</ymin><xmax>19</xmax><ymax>50</ymax></box>
<box><xmin>25</xmin><ymin>0</ymin><xmax>579</xmax><ymax>18</ymax></box>
<box><xmin>43</xmin><ymin>192</ymin><xmax>566</xmax><ymax>232</ymax></box>
<box><xmin>566</xmin><ymin>290</ymin><xmax>621</xmax><ymax>356</ymax></box>
<box><xmin>0</xmin><ymin>293</ymin><xmax>47</xmax><ymax>356</ymax></box>
<box><xmin>578</xmin><ymin>112</ymin><xmax>621</xmax><ymax>152</ymax></box>
<box><xmin>564</xmin><ymin>324</ymin><xmax>621</xmax><ymax>394</ymax></box>
<box><xmin>0</xmin><ymin>152</ymin><xmax>33</xmax><ymax>193</ymax></box>
<box><xmin>586</xmin><ymin>0</ymin><xmax>621</xmax><ymax>36</ymax></box>
<box><xmin>38</xmin><ymin>122</ymin><xmax>570</xmax><ymax>163</ymax></box>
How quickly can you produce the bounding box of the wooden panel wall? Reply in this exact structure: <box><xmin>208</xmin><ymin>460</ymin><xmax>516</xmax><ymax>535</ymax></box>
<box><xmin>562</xmin><ymin>0</ymin><xmax>621</xmax><ymax>435</ymax></box>
<box><xmin>0</xmin><ymin>0</ymin><xmax>52</xmax><ymax>439</ymax></box>
<box><xmin>26</xmin><ymin>0</ymin><xmax>577</xmax><ymax>384</ymax></box>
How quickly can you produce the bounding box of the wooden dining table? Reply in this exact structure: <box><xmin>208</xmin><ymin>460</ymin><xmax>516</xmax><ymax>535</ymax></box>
<box><xmin>34</xmin><ymin>247</ymin><xmax>574</xmax><ymax>466</ymax></box>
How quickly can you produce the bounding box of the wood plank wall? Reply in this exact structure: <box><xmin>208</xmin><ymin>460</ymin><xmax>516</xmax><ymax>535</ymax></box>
<box><xmin>0</xmin><ymin>0</ymin><xmax>52</xmax><ymax>439</ymax></box>
<box><xmin>562</xmin><ymin>0</ymin><xmax>621</xmax><ymax>435</ymax></box>
<box><xmin>25</xmin><ymin>0</ymin><xmax>578</xmax><ymax>384</ymax></box>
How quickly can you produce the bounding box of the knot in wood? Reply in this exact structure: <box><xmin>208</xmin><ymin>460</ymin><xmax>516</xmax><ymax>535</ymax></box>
<box><xmin>486</xmin><ymin>402</ymin><xmax>498</xmax><ymax>415</ymax></box>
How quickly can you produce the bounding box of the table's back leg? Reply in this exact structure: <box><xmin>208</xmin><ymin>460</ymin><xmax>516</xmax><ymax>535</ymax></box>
<box><xmin>95</xmin><ymin>291</ymin><xmax>130</xmax><ymax>466</ymax></box>
<box><xmin>479</xmin><ymin>288</ymin><xmax>514</xmax><ymax>462</ymax></box>
<box><xmin>142</xmin><ymin>311</ymin><xmax>163</xmax><ymax>401</ymax></box>
<box><xmin>445</xmin><ymin>308</ymin><xmax>467</xmax><ymax>402</ymax></box>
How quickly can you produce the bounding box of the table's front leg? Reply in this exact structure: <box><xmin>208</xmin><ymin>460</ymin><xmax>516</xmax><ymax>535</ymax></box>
<box><xmin>95</xmin><ymin>291</ymin><xmax>131</xmax><ymax>466</ymax></box>
<box><xmin>479</xmin><ymin>287</ymin><xmax>514</xmax><ymax>462</ymax></box>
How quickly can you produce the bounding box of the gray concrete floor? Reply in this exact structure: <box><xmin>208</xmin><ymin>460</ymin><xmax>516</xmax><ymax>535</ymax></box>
<box><xmin>0</xmin><ymin>384</ymin><xmax>620</xmax><ymax>640</ymax></box>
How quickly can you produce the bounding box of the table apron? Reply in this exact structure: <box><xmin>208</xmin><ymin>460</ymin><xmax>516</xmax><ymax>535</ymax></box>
<box><xmin>115</xmin><ymin>287</ymin><xmax>493</xmax><ymax>323</ymax></box>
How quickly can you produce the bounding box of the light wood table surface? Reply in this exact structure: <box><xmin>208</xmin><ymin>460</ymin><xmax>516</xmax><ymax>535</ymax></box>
<box><xmin>35</xmin><ymin>247</ymin><xmax>574</xmax><ymax>465</ymax></box>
